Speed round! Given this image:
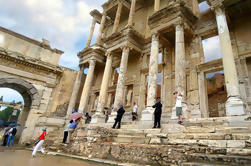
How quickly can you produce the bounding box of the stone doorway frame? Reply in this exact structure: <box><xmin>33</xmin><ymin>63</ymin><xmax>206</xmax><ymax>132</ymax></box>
<box><xmin>0</xmin><ymin>77</ymin><xmax>40</xmax><ymax>143</ymax></box>
<box><xmin>197</xmin><ymin>59</ymin><xmax>223</xmax><ymax>118</ymax></box>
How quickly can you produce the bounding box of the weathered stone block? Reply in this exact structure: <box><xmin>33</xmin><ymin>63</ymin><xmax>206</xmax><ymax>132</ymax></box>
<box><xmin>227</xmin><ymin>140</ymin><xmax>245</xmax><ymax>148</ymax></box>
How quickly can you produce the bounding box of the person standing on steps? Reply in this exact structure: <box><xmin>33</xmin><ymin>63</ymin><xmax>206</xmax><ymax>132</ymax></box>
<box><xmin>112</xmin><ymin>104</ymin><xmax>125</xmax><ymax>129</ymax></box>
<box><xmin>62</xmin><ymin>120</ymin><xmax>73</xmax><ymax>144</ymax></box>
<box><xmin>132</xmin><ymin>102</ymin><xmax>138</xmax><ymax>121</ymax></box>
<box><xmin>152</xmin><ymin>98</ymin><xmax>162</xmax><ymax>128</ymax></box>
<box><xmin>173</xmin><ymin>91</ymin><xmax>183</xmax><ymax>124</ymax></box>
<box><xmin>32</xmin><ymin>126</ymin><xmax>47</xmax><ymax>157</ymax></box>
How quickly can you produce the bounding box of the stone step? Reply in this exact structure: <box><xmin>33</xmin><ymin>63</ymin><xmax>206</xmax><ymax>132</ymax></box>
<box><xmin>187</xmin><ymin>153</ymin><xmax>251</xmax><ymax>165</ymax></box>
<box><xmin>113</xmin><ymin>135</ymin><xmax>150</xmax><ymax>144</ymax></box>
<box><xmin>184</xmin><ymin>126</ymin><xmax>251</xmax><ymax>134</ymax></box>
<box><xmin>168</xmin><ymin>133</ymin><xmax>251</xmax><ymax>140</ymax></box>
<box><xmin>164</xmin><ymin>139</ymin><xmax>249</xmax><ymax>148</ymax></box>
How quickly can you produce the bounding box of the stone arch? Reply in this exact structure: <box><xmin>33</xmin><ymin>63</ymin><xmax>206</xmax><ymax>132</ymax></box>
<box><xmin>0</xmin><ymin>77</ymin><xmax>40</xmax><ymax>143</ymax></box>
<box><xmin>0</xmin><ymin>77</ymin><xmax>40</xmax><ymax>107</ymax></box>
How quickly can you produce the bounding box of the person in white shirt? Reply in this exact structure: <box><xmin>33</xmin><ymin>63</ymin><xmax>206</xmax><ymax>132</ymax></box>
<box><xmin>132</xmin><ymin>102</ymin><xmax>138</xmax><ymax>121</ymax></box>
<box><xmin>62</xmin><ymin>120</ymin><xmax>73</xmax><ymax>144</ymax></box>
<box><xmin>173</xmin><ymin>91</ymin><xmax>183</xmax><ymax>124</ymax></box>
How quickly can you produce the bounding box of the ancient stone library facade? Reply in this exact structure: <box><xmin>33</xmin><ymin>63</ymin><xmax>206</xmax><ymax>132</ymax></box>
<box><xmin>1</xmin><ymin>0</ymin><xmax>251</xmax><ymax>165</ymax></box>
<box><xmin>75</xmin><ymin>0</ymin><xmax>251</xmax><ymax>125</ymax></box>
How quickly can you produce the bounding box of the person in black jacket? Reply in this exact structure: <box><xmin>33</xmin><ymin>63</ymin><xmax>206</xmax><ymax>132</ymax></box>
<box><xmin>112</xmin><ymin>105</ymin><xmax>125</xmax><ymax>129</ymax></box>
<box><xmin>152</xmin><ymin>98</ymin><xmax>162</xmax><ymax>128</ymax></box>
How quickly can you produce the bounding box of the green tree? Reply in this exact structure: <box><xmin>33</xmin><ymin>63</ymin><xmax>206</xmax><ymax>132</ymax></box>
<box><xmin>0</xmin><ymin>107</ymin><xmax>13</xmax><ymax>122</ymax></box>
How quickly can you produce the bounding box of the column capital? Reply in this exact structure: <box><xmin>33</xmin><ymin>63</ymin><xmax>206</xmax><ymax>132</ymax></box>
<box><xmin>213</xmin><ymin>6</ymin><xmax>225</xmax><ymax>16</ymax></box>
<box><xmin>121</xmin><ymin>45</ymin><xmax>131</xmax><ymax>53</ymax></box>
<box><xmin>88</xmin><ymin>59</ymin><xmax>96</xmax><ymax>67</ymax></box>
<box><xmin>151</xmin><ymin>33</ymin><xmax>159</xmax><ymax>42</ymax></box>
<box><xmin>174</xmin><ymin>17</ymin><xmax>184</xmax><ymax>27</ymax></box>
<box><xmin>106</xmin><ymin>52</ymin><xmax>113</xmax><ymax>59</ymax></box>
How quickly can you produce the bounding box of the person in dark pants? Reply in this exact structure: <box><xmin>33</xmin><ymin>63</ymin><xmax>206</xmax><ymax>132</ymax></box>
<box><xmin>62</xmin><ymin>120</ymin><xmax>73</xmax><ymax>144</ymax></box>
<box><xmin>2</xmin><ymin>127</ymin><xmax>10</xmax><ymax>146</ymax></box>
<box><xmin>112</xmin><ymin>105</ymin><xmax>125</xmax><ymax>129</ymax></box>
<box><xmin>152</xmin><ymin>98</ymin><xmax>162</xmax><ymax>128</ymax></box>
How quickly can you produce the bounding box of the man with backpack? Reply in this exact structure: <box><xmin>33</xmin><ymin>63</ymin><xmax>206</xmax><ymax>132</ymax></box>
<box><xmin>6</xmin><ymin>125</ymin><xmax>17</xmax><ymax>147</ymax></box>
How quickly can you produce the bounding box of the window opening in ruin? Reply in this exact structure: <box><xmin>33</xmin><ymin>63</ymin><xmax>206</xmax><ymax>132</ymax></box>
<box><xmin>157</xmin><ymin>72</ymin><xmax>162</xmax><ymax>99</ymax></box>
<box><xmin>158</xmin><ymin>53</ymin><xmax>163</xmax><ymax>64</ymax></box>
<box><xmin>84</xmin><ymin>68</ymin><xmax>88</xmax><ymax>74</ymax></box>
<box><xmin>199</xmin><ymin>1</ymin><xmax>210</xmax><ymax>12</ymax></box>
<box><xmin>206</xmin><ymin>71</ymin><xmax>226</xmax><ymax>117</ymax></box>
<box><xmin>202</xmin><ymin>36</ymin><xmax>222</xmax><ymax>62</ymax></box>
<box><xmin>0</xmin><ymin>87</ymin><xmax>24</xmax><ymax>143</ymax></box>
<box><xmin>90</xmin><ymin>24</ymin><xmax>100</xmax><ymax>46</ymax></box>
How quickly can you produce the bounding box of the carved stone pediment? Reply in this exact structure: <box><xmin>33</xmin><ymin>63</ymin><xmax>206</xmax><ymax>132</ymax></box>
<box><xmin>78</xmin><ymin>46</ymin><xmax>106</xmax><ymax>66</ymax></box>
<box><xmin>103</xmin><ymin>27</ymin><xmax>145</xmax><ymax>53</ymax></box>
<box><xmin>148</xmin><ymin>1</ymin><xmax>198</xmax><ymax>31</ymax></box>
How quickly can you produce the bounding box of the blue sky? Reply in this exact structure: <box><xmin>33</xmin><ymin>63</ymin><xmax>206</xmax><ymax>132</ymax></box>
<box><xmin>0</xmin><ymin>0</ymin><xmax>221</xmax><ymax>104</ymax></box>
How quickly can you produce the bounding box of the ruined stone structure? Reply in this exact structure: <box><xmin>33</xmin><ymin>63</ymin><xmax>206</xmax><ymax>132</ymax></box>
<box><xmin>0</xmin><ymin>27</ymin><xmax>81</xmax><ymax>143</ymax></box>
<box><xmin>46</xmin><ymin>0</ymin><xmax>251</xmax><ymax>165</ymax></box>
<box><xmin>77</xmin><ymin>0</ymin><xmax>251</xmax><ymax>124</ymax></box>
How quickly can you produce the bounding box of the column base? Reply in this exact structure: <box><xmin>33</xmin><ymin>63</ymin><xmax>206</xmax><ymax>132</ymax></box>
<box><xmin>226</xmin><ymin>97</ymin><xmax>245</xmax><ymax>116</ymax></box>
<box><xmin>139</xmin><ymin>107</ymin><xmax>155</xmax><ymax>129</ymax></box>
<box><xmin>90</xmin><ymin>113</ymin><xmax>106</xmax><ymax>124</ymax></box>
<box><xmin>107</xmin><ymin>112</ymin><xmax>117</xmax><ymax>124</ymax></box>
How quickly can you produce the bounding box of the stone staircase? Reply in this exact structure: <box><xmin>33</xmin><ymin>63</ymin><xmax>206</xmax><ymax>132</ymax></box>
<box><xmin>44</xmin><ymin>116</ymin><xmax>251</xmax><ymax>165</ymax></box>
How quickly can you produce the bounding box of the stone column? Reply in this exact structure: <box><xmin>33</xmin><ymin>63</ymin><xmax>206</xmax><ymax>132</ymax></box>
<box><xmin>171</xmin><ymin>23</ymin><xmax>187</xmax><ymax>120</ymax></box>
<box><xmin>128</xmin><ymin>0</ymin><xmax>136</xmax><ymax>26</ymax></box>
<box><xmin>215</xmin><ymin>7</ymin><xmax>245</xmax><ymax>116</ymax></box>
<box><xmin>107</xmin><ymin>46</ymin><xmax>130</xmax><ymax>123</ymax></box>
<box><xmin>91</xmin><ymin>53</ymin><xmax>113</xmax><ymax>123</ymax></box>
<box><xmin>154</xmin><ymin>0</ymin><xmax>160</xmax><ymax>12</ymax></box>
<box><xmin>140</xmin><ymin>33</ymin><xmax>159</xmax><ymax>128</ymax></box>
<box><xmin>78</xmin><ymin>59</ymin><xmax>96</xmax><ymax>113</ymax></box>
<box><xmin>96</xmin><ymin>12</ymin><xmax>106</xmax><ymax>44</ymax></box>
<box><xmin>175</xmin><ymin>23</ymin><xmax>186</xmax><ymax>95</ymax></box>
<box><xmin>198</xmin><ymin>71</ymin><xmax>209</xmax><ymax>118</ymax></box>
<box><xmin>112</xmin><ymin>3</ymin><xmax>123</xmax><ymax>33</ymax></box>
<box><xmin>85</xmin><ymin>17</ymin><xmax>97</xmax><ymax>47</ymax></box>
<box><xmin>67</xmin><ymin>67</ymin><xmax>84</xmax><ymax>116</ymax></box>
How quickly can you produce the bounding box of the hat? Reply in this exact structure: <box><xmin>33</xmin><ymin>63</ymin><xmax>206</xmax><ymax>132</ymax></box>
<box><xmin>42</xmin><ymin>126</ymin><xmax>47</xmax><ymax>131</ymax></box>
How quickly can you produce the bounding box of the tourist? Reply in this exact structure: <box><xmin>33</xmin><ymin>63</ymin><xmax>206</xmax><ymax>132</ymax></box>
<box><xmin>85</xmin><ymin>112</ymin><xmax>91</xmax><ymax>124</ymax></box>
<box><xmin>132</xmin><ymin>102</ymin><xmax>138</xmax><ymax>121</ymax></box>
<box><xmin>6</xmin><ymin>125</ymin><xmax>17</xmax><ymax>147</ymax></box>
<box><xmin>173</xmin><ymin>91</ymin><xmax>183</xmax><ymax>124</ymax></box>
<box><xmin>112</xmin><ymin>105</ymin><xmax>125</xmax><ymax>129</ymax></box>
<box><xmin>32</xmin><ymin>126</ymin><xmax>47</xmax><ymax>157</ymax></box>
<box><xmin>2</xmin><ymin>127</ymin><xmax>10</xmax><ymax>146</ymax></box>
<box><xmin>152</xmin><ymin>98</ymin><xmax>162</xmax><ymax>128</ymax></box>
<box><xmin>62</xmin><ymin>120</ymin><xmax>73</xmax><ymax>144</ymax></box>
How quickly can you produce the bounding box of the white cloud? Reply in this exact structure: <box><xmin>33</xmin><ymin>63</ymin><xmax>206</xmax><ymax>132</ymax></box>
<box><xmin>202</xmin><ymin>36</ymin><xmax>222</xmax><ymax>62</ymax></box>
<box><xmin>0</xmin><ymin>0</ymin><xmax>106</xmax><ymax>70</ymax></box>
<box><xmin>0</xmin><ymin>88</ymin><xmax>24</xmax><ymax>104</ymax></box>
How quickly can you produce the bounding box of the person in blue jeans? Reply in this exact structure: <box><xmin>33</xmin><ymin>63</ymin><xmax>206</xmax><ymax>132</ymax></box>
<box><xmin>6</xmin><ymin>126</ymin><xmax>17</xmax><ymax>147</ymax></box>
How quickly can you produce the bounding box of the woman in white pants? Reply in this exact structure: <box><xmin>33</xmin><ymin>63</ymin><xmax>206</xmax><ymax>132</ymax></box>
<box><xmin>32</xmin><ymin>126</ymin><xmax>47</xmax><ymax>157</ymax></box>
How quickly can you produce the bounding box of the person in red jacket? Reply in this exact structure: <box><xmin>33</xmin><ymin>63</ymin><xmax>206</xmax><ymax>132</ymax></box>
<box><xmin>32</xmin><ymin>126</ymin><xmax>47</xmax><ymax>157</ymax></box>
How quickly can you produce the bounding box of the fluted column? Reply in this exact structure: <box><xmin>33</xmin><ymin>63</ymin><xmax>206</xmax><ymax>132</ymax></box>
<box><xmin>175</xmin><ymin>23</ymin><xmax>186</xmax><ymax>95</ymax></box>
<box><xmin>96</xmin><ymin>12</ymin><xmax>106</xmax><ymax>44</ymax></box>
<box><xmin>91</xmin><ymin>53</ymin><xmax>113</xmax><ymax>123</ymax></box>
<box><xmin>112</xmin><ymin>3</ymin><xmax>123</xmax><ymax>33</ymax></box>
<box><xmin>128</xmin><ymin>0</ymin><xmax>136</xmax><ymax>26</ymax></box>
<box><xmin>67</xmin><ymin>67</ymin><xmax>84</xmax><ymax>116</ymax></box>
<box><xmin>78</xmin><ymin>59</ymin><xmax>96</xmax><ymax>113</ymax></box>
<box><xmin>140</xmin><ymin>33</ymin><xmax>159</xmax><ymax>128</ymax></box>
<box><xmin>154</xmin><ymin>0</ymin><xmax>160</xmax><ymax>12</ymax></box>
<box><xmin>147</xmin><ymin>33</ymin><xmax>159</xmax><ymax>106</ymax></box>
<box><xmin>215</xmin><ymin>7</ymin><xmax>245</xmax><ymax>116</ymax></box>
<box><xmin>85</xmin><ymin>17</ymin><xmax>97</xmax><ymax>47</ymax></box>
<box><xmin>107</xmin><ymin>46</ymin><xmax>130</xmax><ymax>123</ymax></box>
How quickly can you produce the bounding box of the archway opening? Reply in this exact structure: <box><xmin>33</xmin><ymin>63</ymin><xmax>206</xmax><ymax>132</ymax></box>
<box><xmin>0</xmin><ymin>78</ymin><xmax>39</xmax><ymax>144</ymax></box>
